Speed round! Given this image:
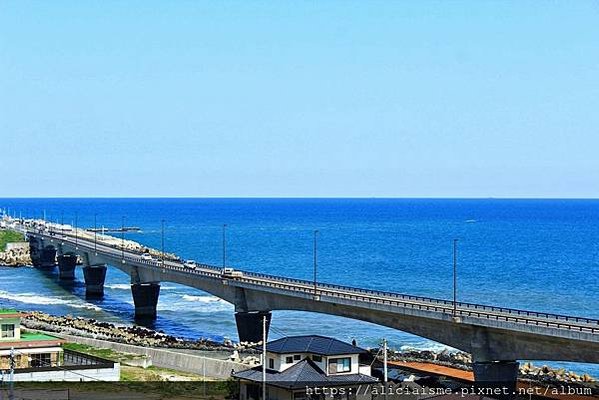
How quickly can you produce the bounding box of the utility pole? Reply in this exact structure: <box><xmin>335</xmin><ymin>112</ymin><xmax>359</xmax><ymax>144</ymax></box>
<box><xmin>262</xmin><ymin>314</ymin><xmax>267</xmax><ymax>400</ymax></box>
<box><xmin>61</xmin><ymin>211</ymin><xmax>64</xmax><ymax>238</ymax></box>
<box><xmin>383</xmin><ymin>338</ymin><xmax>388</xmax><ymax>383</ymax></box>
<box><xmin>161</xmin><ymin>219</ymin><xmax>165</xmax><ymax>268</ymax></box>
<box><xmin>313</xmin><ymin>230</ymin><xmax>319</xmax><ymax>298</ymax></box>
<box><xmin>453</xmin><ymin>239</ymin><xmax>458</xmax><ymax>318</ymax></box>
<box><xmin>9</xmin><ymin>347</ymin><xmax>14</xmax><ymax>400</ymax></box>
<box><xmin>222</xmin><ymin>224</ymin><xmax>227</xmax><ymax>269</ymax></box>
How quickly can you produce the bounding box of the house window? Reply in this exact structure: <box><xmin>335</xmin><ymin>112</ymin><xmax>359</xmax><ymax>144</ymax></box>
<box><xmin>268</xmin><ymin>358</ymin><xmax>274</xmax><ymax>369</ymax></box>
<box><xmin>312</xmin><ymin>355</ymin><xmax>322</xmax><ymax>362</ymax></box>
<box><xmin>328</xmin><ymin>357</ymin><xmax>351</xmax><ymax>374</ymax></box>
<box><xmin>1</xmin><ymin>324</ymin><xmax>15</xmax><ymax>339</ymax></box>
<box><xmin>30</xmin><ymin>353</ymin><xmax>51</xmax><ymax>368</ymax></box>
<box><xmin>286</xmin><ymin>356</ymin><xmax>293</xmax><ymax>364</ymax></box>
<box><xmin>293</xmin><ymin>354</ymin><xmax>301</xmax><ymax>360</ymax></box>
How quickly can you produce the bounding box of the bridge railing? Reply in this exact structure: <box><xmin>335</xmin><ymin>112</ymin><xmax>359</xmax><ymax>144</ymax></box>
<box><xmin>27</xmin><ymin>227</ymin><xmax>599</xmax><ymax>329</ymax></box>
<box><xmin>237</xmin><ymin>269</ymin><xmax>599</xmax><ymax>327</ymax></box>
<box><xmin>239</xmin><ymin>274</ymin><xmax>599</xmax><ymax>334</ymax></box>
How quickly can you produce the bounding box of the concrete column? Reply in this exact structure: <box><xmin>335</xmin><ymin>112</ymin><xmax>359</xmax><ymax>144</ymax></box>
<box><xmin>235</xmin><ymin>311</ymin><xmax>271</xmax><ymax>343</ymax></box>
<box><xmin>28</xmin><ymin>237</ymin><xmax>42</xmax><ymax>267</ymax></box>
<box><xmin>83</xmin><ymin>264</ymin><xmax>107</xmax><ymax>298</ymax></box>
<box><xmin>57</xmin><ymin>254</ymin><xmax>77</xmax><ymax>280</ymax></box>
<box><xmin>473</xmin><ymin>360</ymin><xmax>519</xmax><ymax>400</ymax></box>
<box><xmin>39</xmin><ymin>246</ymin><xmax>57</xmax><ymax>268</ymax></box>
<box><xmin>131</xmin><ymin>283</ymin><xmax>161</xmax><ymax>320</ymax></box>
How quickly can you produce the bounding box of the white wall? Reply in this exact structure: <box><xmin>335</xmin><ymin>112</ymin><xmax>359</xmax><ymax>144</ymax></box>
<box><xmin>12</xmin><ymin>364</ymin><xmax>120</xmax><ymax>382</ymax></box>
<box><xmin>267</xmin><ymin>352</ymin><xmax>364</xmax><ymax>376</ymax></box>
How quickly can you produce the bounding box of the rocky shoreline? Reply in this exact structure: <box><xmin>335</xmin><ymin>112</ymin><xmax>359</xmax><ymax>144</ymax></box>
<box><xmin>0</xmin><ymin>241</ymin><xmax>31</xmax><ymax>267</ymax></box>
<box><xmin>22</xmin><ymin>311</ymin><xmax>259</xmax><ymax>352</ymax></box>
<box><xmin>386</xmin><ymin>347</ymin><xmax>598</xmax><ymax>388</ymax></box>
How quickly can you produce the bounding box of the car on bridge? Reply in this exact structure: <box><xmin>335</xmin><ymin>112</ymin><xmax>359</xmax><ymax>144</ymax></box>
<box><xmin>141</xmin><ymin>253</ymin><xmax>153</xmax><ymax>261</ymax></box>
<box><xmin>222</xmin><ymin>267</ymin><xmax>243</xmax><ymax>278</ymax></box>
<box><xmin>184</xmin><ymin>260</ymin><xmax>196</xmax><ymax>268</ymax></box>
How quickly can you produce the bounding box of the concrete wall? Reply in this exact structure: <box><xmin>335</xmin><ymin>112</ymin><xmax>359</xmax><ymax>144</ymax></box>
<box><xmin>5</xmin><ymin>242</ymin><xmax>28</xmax><ymax>252</ymax></box>
<box><xmin>47</xmin><ymin>332</ymin><xmax>247</xmax><ymax>379</ymax></box>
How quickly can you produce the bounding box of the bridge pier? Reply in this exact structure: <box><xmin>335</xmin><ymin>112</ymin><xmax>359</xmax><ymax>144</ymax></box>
<box><xmin>235</xmin><ymin>311</ymin><xmax>271</xmax><ymax>343</ymax></box>
<box><xmin>57</xmin><ymin>254</ymin><xmax>77</xmax><ymax>280</ymax></box>
<box><xmin>83</xmin><ymin>264</ymin><xmax>107</xmax><ymax>298</ymax></box>
<box><xmin>131</xmin><ymin>283</ymin><xmax>160</xmax><ymax>320</ymax></box>
<box><xmin>473</xmin><ymin>360</ymin><xmax>519</xmax><ymax>400</ymax></box>
<box><xmin>39</xmin><ymin>246</ymin><xmax>57</xmax><ymax>268</ymax></box>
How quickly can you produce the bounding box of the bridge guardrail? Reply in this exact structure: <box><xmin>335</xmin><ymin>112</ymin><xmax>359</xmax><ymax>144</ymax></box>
<box><xmin>238</xmin><ymin>275</ymin><xmax>599</xmax><ymax>334</ymax></box>
<box><xmin>237</xmin><ymin>269</ymin><xmax>599</xmax><ymax>327</ymax></box>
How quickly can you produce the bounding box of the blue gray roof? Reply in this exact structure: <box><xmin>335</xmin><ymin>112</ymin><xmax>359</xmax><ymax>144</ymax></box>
<box><xmin>233</xmin><ymin>358</ymin><xmax>377</xmax><ymax>389</ymax></box>
<box><xmin>266</xmin><ymin>335</ymin><xmax>366</xmax><ymax>356</ymax></box>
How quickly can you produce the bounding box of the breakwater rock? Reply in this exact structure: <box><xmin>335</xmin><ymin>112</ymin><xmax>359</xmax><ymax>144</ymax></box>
<box><xmin>0</xmin><ymin>242</ymin><xmax>31</xmax><ymax>267</ymax></box>
<box><xmin>386</xmin><ymin>348</ymin><xmax>473</xmax><ymax>370</ymax></box>
<box><xmin>383</xmin><ymin>348</ymin><xmax>597</xmax><ymax>389</ymax></box>
<box><xmin>521</xmin><ymin>362</ymin><xmax>597</xmax><ymax>384</ymax></box>
<box><xmin>22</xmin><ymin>311</ymin><xmax>241</xmax><ymax>351</ymax></box>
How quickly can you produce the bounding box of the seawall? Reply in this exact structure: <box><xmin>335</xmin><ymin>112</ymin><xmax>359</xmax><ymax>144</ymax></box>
<box><xmin>31</xmin><ymin>330</ymin><xmax>249</xmax><ymax>379</ymax></box>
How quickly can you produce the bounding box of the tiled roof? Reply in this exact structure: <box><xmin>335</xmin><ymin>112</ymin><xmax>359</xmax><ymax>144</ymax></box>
<box><xmin>234</xmin><ymin>358</ymin><xmax>377</xmax><ymax>389</ymax></box>
<box><xmin>266</xmin><ymin>335</ymin><xmax>366</xmax><ymax>356</ymax></box>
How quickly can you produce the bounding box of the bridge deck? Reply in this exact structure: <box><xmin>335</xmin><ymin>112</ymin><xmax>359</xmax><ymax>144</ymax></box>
<box><xmin>25</xmin><ymin>225</ymin><xmax>599</xmax><ymax>336</ymax></box>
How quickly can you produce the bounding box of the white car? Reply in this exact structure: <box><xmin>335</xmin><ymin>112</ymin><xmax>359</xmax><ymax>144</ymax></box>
<box><xmin>141</xmin><ymin>253</ymin><xmax>153</xmax><ymax>261</ymax></box>
<box><xmin>184</xmin><ymin>260</ymin><xmax>196</xmax><ymax>268</ymax></box>
<box><xmin>221</xmin><ymin>267</ymin><xmax>243</xmax><ymax>278</ymax></box>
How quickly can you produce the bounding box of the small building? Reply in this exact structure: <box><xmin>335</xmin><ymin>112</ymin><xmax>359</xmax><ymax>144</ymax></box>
<box><xmin>0</xmin><ymin>309</ymin><xmax>120</xmax><ymax>381</ymax></box>
<box><xmin>234</xmin><ymin>335</ymin><xmax>378</xmax><ymax>400</ymax></box>
<box><xmin>0</xmin><ymin>309</ymin><xmax>64</xmax><ymax>369</ymax></box>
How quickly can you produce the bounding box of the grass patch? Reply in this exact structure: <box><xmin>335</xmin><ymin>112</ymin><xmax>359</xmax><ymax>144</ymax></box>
<box><xmin>60</xmin><ymin>342</ymin><xmax>231</xmax><ymax>398</ymax></box>
<box><xmin>0</xmin><ymin>229</ymin><xmax>25</xmax><ymax>251</ymax></box>
<box><xmin>63</xmin><ymin>342</ymin><xmax>141</xmax><ymax>362</ymax></box>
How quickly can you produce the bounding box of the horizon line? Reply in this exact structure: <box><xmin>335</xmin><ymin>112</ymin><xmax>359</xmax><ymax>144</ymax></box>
<box><xmin>1</xmin><ymin>196</ymin><xmax>598</xmax><ymax>200</ymax></box>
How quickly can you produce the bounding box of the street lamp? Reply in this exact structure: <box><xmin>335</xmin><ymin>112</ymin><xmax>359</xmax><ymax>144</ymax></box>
<box><xmin>94</xmin><ymin>214</ymin><xmax>98</xmax><ymax>254</ymax></box>
<box><xmin>313</xmin><ymin>230</ymin><xmax>319</xmax><ymax>297</ymax></box>
<box><xmin>75</xmin><ymin>213</ymin><xmax>79</xmax><ymax>248</ymax></box>
<box><xmin>161</xmin><ymin>219</ymin><xmax>165</xmax><ymax>267</ymax></box>
<box><xmin>121</xmin><ymin>216</ymin><xmax>125</xmax><ymax>260</ymax></box>
<box><xmin>453</xmin><ymin>238</ymin><xmax>458</xmax><ymax>317</ymax></box>
<box><xmin>222</xmin><ymin>224</ymin><xmax>227</xmax><ymax>268</ymax></box>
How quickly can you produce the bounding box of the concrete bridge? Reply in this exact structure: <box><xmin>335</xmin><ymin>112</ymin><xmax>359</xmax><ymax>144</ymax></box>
<box><xmin>16</xmin><ymin>220</ymin><xmax>599</xmax><ymax>394</ymax></box>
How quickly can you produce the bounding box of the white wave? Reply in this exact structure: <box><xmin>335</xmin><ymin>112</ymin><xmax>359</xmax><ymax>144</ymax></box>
<box><xmin>105</xmin><ymin>284</ymin><xmax>179</xmax><ymax>291</ymax></box>
<box><xmin>399</xmin><ymin>342</ymin><xmax>457</xmax><ymax>353</ymax></box>
<box><xmin>0</xmin><ymin>290</ymin><xmax>102</xmax><ymax>312</ymax></box>
<box><xmin>155</xmin><ymin>294</ymin><xmax>233</xmax><ymax>313</ymax></box>
<box><xmin>65</xmin><ymin>303</ymin><xmax>103</xmax><ymax>311</ymax></box>
<box><xmin>182</xmin><ymin>295</ymin><xmax>224</xmax><ymax>303</ymax></box>
<box><xmin>105</xmin><ymin>284</ymin><xmax>131</xmax><ymax>290</ymax></box>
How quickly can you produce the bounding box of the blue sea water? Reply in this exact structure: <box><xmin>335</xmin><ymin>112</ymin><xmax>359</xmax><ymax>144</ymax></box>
<box><xmin>1</xmin><ymin>198</ymin><xmax>598</xmax><ymax>374</ymax></box>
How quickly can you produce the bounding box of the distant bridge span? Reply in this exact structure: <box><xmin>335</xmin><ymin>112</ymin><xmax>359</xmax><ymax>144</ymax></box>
<box><xmin>18</xmin><ymin>220</ymin><xmax>599</xmax><ymax>393</ymax></box>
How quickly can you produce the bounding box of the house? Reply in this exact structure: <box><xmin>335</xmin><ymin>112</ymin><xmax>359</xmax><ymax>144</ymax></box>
<box><xmin>0</xmin><ymin>309</ymin><xmax>120</xmax><ymax>381</ymax></box>
<box><xmin>233</xmin><ymin>335</ymin><xmax>378</xmax><ymax>400</ymax></box>
<box><xmin>0</xmin><ymin>309</ymin><xmax>64</xmax><ymax>369</ymax></box>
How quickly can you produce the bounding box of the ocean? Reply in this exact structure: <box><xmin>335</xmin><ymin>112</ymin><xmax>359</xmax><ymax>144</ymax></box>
<box><xmin>1</xmin><ymin>198</ymin><xmax>598</xmax><ymax>374</ymax></box>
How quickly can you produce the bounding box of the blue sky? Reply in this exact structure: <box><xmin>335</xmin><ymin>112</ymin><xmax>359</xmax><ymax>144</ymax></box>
<box><xmin>1</xmin><ymin>1</ymin><xmax>598</xmax><ymax>198</ymax></box>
